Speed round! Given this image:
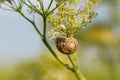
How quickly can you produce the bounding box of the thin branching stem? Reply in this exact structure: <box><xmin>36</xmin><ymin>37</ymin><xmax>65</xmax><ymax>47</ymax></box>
<box><xmin>43</xmin><ymin>17</ymin><xmax>46</xmax><ymax>37</ymax></box>
<box><xmin>3</xmin><ymin>2</ymin><xmax>15</xmax><ymax>10</ymax></box>
<box><xmin>47</xmin><ymin>0</ymin><xmax>53</xmax><ymax>10</ymax></box>
<box><xmin>18</xmin><ymin>12</ymin><xmax>43</xmax><ymax>39</ymax></box>
<box><xmin>13</xmin><ymin>0</ymin><xmax>18</xmax><ymax>8</ymax></box>
<box><xmin>18</xmin><ymin>0</ymin><xmax>23</xmax><ymax>9</ymax></box>
<box><xmin>67</xmin><ymin>54</ymin><xmax>86</xmax><ymax>80</ymax></box>
<box><xmin>47</xmin><ymin>0</ymin><xmax>66</xmax><ymax>16</ymax></box>
<box><xmin>0</xmin><ymin>7</ymin><xmax>15</xmax><ymax>12</ymax></box>
<box><xmin>74</xmin><ymin>69</ymin><xmax>86</xmax><ymax>80</ymax></box>
<box><xmin>39</xmin><ymin>1</ymin><xmax>45</xmax><ymax>15</ymax></box>
<box><xmin>24</xmin><ymin>0</ymin><xmax>43</xmax><ymax>16</ymax></box>
<box><xmin>68</xmin><ymin>55</ymin><xmax>76</xmax><ymax>68</ymax></box>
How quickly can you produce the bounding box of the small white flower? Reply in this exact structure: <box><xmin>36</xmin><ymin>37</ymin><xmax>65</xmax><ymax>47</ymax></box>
<box><xmin>60</xmin><ymin>24</ymin><xmax>66</xmax><ymax>29</ymax></box>
<box><xmin>58</xmin><ymin>24</ymin><xmax>66</xmax><ymax>31</ymax></box>
<box><xmin>48</xmin><ymin>24</ymin><xmax>67</xmax><ymax>40</ymax></box>
<box><xmin>48</xmin><ymin>29</ymin><xmax>60</xmax><ymax>40</ymax></box>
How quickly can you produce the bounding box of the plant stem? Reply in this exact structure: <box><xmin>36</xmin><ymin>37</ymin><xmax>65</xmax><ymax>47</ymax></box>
<box><xmin>43</xmin><ymin>17</ymin><xmax>46</xmax><ymax>37</ymax></box>
<box><xmin>39</xmin><ymin>1</ymin><xmax>45</xmax><ymax>15</ymax></box>
<box><xmin>42</xmin><ymin>16</ymin><xmax>65</xmax><ymax>66</ymax></box>
<box><xmin>73</xmin><ymin>69</ymin><xmax>86</xmax><ymax>80</ymax></box>
<box><xmin>47</xmin><ymin>0</ymin><xmax>66</xmax><ymax>16</ymax></box>
<box><xmin>67</xmin><ymin>55</ymin><xmax>76</xmax><ymax>67</ymax></box>
<box><xmin>18</xmin><ymin>12</ymin><xmax>43</xmax><ymax>39</ymax></box>
<box><xmin>47</xmin><ymin>0</ymin><xmax>53</xmax><ymax>10</ymax></box>
<box><xmin>42</xmin><ymin>38</ymin><xmax>64</xmax><ymax>65</ymax></box>
<box><xmin>24</xmin><ymin>0</ymin><xmax>43</xmax><ymax>16</ymax></box>
<box><xmin>67</xmin><ymin>55</ymin><xmax>86</xmax><ymax>80</ymax></box>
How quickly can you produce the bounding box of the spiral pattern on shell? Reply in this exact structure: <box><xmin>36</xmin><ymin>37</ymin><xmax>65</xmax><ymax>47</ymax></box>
<box><xmin>55</xmin><ymin>37</ymin><xmax>78</xmax><ymax>54</ymax></box>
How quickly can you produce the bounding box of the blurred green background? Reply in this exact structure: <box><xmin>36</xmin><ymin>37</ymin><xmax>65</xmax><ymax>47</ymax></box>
<box><xmin>0</xmin><ymin>0</ymin><xmax>120</xmax><ymax>80</ymax></box>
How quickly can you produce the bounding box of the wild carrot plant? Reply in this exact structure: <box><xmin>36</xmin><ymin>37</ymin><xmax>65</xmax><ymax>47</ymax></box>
<box><xmin>0</xmin><ymin>0</ymin><xmax>100</xmax><ymax>80</ymax></box>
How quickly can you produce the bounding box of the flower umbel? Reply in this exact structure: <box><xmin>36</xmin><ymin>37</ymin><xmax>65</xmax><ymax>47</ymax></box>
<box><xmin>48</xmin><ymin>0</ymin><xmax>98</xmax><ymax>39</ymax></box>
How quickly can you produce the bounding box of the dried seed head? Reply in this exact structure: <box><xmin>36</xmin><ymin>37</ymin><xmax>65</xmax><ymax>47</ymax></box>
<box><xmin>55</xmin><ymin>37</ymin><xmax>78</xmax><ymax>55</ymax></box>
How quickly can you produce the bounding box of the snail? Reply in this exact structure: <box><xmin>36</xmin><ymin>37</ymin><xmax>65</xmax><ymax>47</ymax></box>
<box><xmin>55</xmin><ymin>37</ymin><xmax>78</xmax><ymax>55</ymax></box>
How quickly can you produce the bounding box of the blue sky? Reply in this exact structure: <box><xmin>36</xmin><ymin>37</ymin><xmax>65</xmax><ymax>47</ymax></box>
<box><xmin>0</xmin><ymin>9</ymin><xmax>45</xmax><ymax>66</ymax></box>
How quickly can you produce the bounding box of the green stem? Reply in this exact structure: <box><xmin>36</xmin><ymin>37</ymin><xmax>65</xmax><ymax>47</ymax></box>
<box><xmin>42</xmin><ymin>38</ymin><xmax>64</xmax><ymax>65</ymax></box>
<box><xmin>39</xmin><ymin>1</ymin><xmax>45</xmax><ymax>15</ymax></box>
<box><xmin>0</xmin><ymin>7</ymin><xmax>15</xmax><ymax>12</ymax></box>
<box><xmin>68</xmin><ymin>55</ymin><xmax>76</xmax><ymax>67</ymax></box>
<box><xmin>24</xmin><ymin>0</ymin><xmax>43</xmax><ymax>16</ymax></box>
<box><xmin>47</xmin><ymin>0</ymin><xmax>53</xmax><ymax>10</ymax></box>
<box><xmin>3</xmin><ymin>3</ymin><xmax>16</xmax><ymax>10</ymax></box>
<box><xmin>43</xmin><ymin>17</ymin><xmax>46</xmax><ymax>37</ymax></box>
<box><xmin>13</xmin><ymin>0</ymin><xmax>18</xmax><ymax>8</ymax></box>
<box><xmin>47</xmin><ymin>0</ymin><xmax>66</xmax><ymax>16</ymax></box>
<box><xmin>67</xmin><ymin>54</ymin><xmax>86</xmax><ymax>80</ymax></box>
<box><xmin>18</xmin><ymin>12</ymin><xmax>43</xmax><ymax>39</ymax></box>
<box><xmin>42</xmin><ymin>16</ymin><xmax>65</xmax><ymax>66</ymax></box>
<box><xmin>73</xmin><ymin>69</ymin><xmax>86</xmax><ymax>80</ymax></box>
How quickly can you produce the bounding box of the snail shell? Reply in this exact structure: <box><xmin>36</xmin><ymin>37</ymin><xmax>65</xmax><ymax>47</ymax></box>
<box><xmin>55</xmin><ymin>37</ymin><xmax>78</xmax><ymax>55</ymax></box>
